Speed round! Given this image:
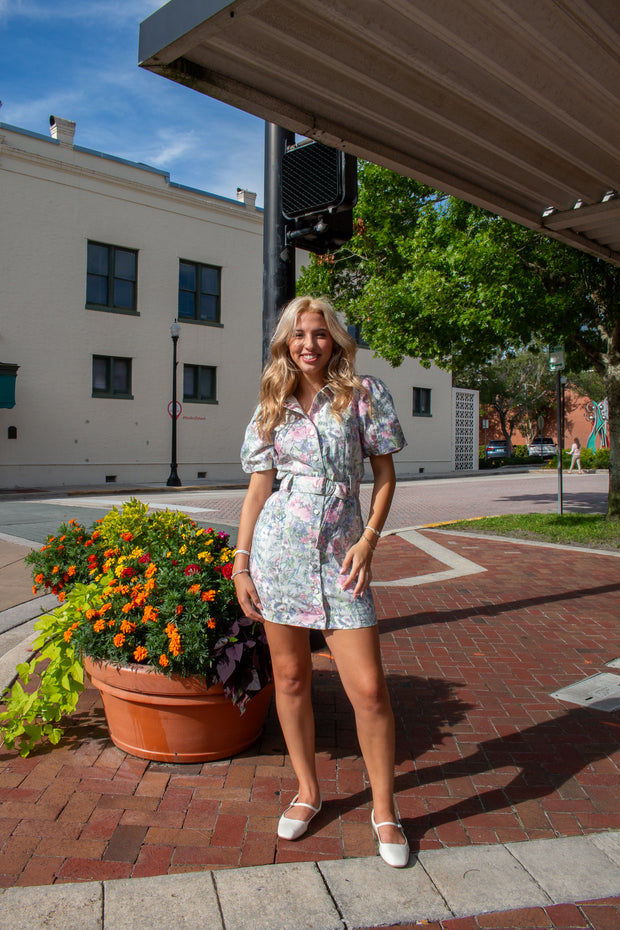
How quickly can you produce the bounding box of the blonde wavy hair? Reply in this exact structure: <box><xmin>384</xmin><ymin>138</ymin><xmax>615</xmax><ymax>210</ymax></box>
<box><xmin>256</xmin><ymin>295</ymin><xmax>367</xmax><ymax>439</ymax></box>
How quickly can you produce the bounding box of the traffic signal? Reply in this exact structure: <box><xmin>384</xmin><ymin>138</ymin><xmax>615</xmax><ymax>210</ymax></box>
<box><xmin>281</xmin><ymin>140</ymin><xmax>357</xmax><ymax>254</ymax></box>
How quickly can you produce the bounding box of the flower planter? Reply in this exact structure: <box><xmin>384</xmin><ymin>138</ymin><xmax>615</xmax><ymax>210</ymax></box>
<box><xmin>84</xmin><ymin>656</ymin><xmax>274</xmax><ymax>763</ymax></box>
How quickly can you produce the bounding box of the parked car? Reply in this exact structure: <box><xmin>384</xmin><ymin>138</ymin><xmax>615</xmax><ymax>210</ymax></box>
<box><xmin>484</xmin><ymin>440</ymin><xmax>511</xmax><ymax>465</ymax></box>
<box><xmin>527</xmin><ymin>437</ymin><xmax>558</xmax><ymax>458</ymax></box>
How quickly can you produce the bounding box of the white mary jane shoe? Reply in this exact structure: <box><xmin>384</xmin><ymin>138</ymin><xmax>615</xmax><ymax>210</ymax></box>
<box><xmin>371</xmin><ymin>809</ymin><xmax>410</xmax><ymax>868</ymax></box>
<box><xmin>277</xmin><ymin>794</ymin><xmax>322</xmax><ymax>841</ymax></box>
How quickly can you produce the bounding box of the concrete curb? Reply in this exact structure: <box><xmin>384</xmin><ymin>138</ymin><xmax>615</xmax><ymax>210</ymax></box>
<box><xmin>1</xmin><ymin>832</ymin><xmax>619</xmax><ymax>930</ymax></box>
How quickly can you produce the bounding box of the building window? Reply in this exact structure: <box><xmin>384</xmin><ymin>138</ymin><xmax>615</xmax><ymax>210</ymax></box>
<box><xmin>92</xmin><ymin>355</ymin><xmax>132</xmax><ymax>398</ymax></box>
<box><xmin>347</xmin><ymin>323</ymin><xmax>369</xmax><ymax>349</ymax></box>
<box><xmin>413</xmin><ymin>387</ymin><xmax>431</xmax><ymax>416</ymax></box>
<box><xmin>178</xmin><ymin>261</ymin><xmax>221</xmax><ymax>324</ymax></box>
<box><xmin>86</xmin><ymin>242</ymin><xmax>137</xmax><ymax>313</ymax></box>
<box><xmin>183</xmin><ymin>364</ymin><xmax>217</xmax><ymax>403</ymax></box>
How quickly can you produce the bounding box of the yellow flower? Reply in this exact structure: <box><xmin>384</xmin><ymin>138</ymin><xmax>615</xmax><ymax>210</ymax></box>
<box><xmin>179</xmin><ymin>545</ymin><xmax>188</xmax><ymax>555</ymax></box>
<box><xmin>198</xmin><ymin>552</ymin><xmax>214</xmax><ymax>563</ymax></box>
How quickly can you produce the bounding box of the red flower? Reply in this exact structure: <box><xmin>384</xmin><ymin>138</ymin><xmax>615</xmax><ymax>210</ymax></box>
<box><xmin>216</xmin><ymin>563</ymin><xmax>233</xmax><ymax>579</ymax></box>
<box><xmin>184</xmin><ymin>564</ymin><xmax>200</xmax><ymax>576</ymax></box>
<box><xmin>121</xmin><ymin>532</ymin><xmax>133</xmax><ymax>542</ymax></box>
<box><xmin>121</xmin><ymin>567</ymin><xmax>136</xmax><ymax>578</ymax></box>
<box><xmin>139</xmin><ymin>553</ymin><xmax>151</xmax><ymax>563</ymax></box>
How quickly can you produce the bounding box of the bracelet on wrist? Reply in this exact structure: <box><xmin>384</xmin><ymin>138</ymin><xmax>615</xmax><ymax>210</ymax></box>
<box><xmin>360</xmin><ymin>535</ymin><xmax>376</xmax><ymax>552</ymax></box>
<box><xmin>234</xmin><ymin>549</ymin><xmax>251</xmax><ymax>557</ymax></box>
<box><xmin>231</xmin><ymin>568</ymin><xmax>251</xmax><ymax>579</ymax></box>
<box><xmin>365</xmin><ymin>525</ymin><xmax>381</xmax><ymax>538</ymax></box>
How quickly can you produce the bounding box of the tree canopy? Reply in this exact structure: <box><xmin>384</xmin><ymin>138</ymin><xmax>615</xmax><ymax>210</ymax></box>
<box><xmin>297</xmin><ymin>162</ymin><xmax>619</xmax><ymax>516</ymax></box>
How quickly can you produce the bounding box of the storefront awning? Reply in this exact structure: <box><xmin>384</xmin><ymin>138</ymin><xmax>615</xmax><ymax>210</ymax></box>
<box><xmin>139</xmin><ymin>0</ymin><xmax>620</xmax><ymax>266</ymax></box>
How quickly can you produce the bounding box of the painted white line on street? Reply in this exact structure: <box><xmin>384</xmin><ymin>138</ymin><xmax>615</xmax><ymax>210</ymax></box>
<box><xmin>373</xmin><ymin>529</ymin><xmax>486</xmax><ymax>587</ymax></box>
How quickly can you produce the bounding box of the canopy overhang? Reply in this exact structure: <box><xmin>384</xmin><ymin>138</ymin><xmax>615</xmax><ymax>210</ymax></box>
<box><xmin>139</xmin><ymin>0</ymin><xmax>620</xmax><ymax>266</ymax></box>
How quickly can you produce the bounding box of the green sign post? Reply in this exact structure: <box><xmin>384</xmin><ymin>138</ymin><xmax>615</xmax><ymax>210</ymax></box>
<box><xmin>549</xmin><ymin>346</ymin><xmax>565</xmax><ymax>515</ymax></box>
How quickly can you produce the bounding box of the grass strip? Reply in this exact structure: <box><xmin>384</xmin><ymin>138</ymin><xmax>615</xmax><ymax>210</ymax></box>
<box><xmin>438</xmin><ymin>513</ymin><xmax>619</xmax><ymax>551</ymax></box>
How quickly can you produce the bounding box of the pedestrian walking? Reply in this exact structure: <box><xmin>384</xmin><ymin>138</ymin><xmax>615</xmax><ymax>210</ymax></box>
<box><xmin>569</xmin><ymin>437</ymin><xmax>583</xmax><ymax>473</ymax></box>
<box><xmin>233</xmin><ymin>295</ymin><xmax>410</xmax><ymax>867</ymax></box>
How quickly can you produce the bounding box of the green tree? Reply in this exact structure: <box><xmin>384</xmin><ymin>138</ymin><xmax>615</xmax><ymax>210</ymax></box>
<box><xmin>297</xmin><ymin>164</ymin><xmax>619</xmax><ymax>517</ymax></box>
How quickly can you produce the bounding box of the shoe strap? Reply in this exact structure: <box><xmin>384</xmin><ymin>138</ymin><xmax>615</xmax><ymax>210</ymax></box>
<box><xmin>374</xmin><ymin>818</ymin><xmax>401</xmax><ymax>829</ymax></box>
<box><xmin>287</xmin><ymin>795</ymin><xmax>321</xmax><ymax>814</ymax></box>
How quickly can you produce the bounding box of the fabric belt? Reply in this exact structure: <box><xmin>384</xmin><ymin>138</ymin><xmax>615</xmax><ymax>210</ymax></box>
<box><xmin>278</xmin><ymin>474</ymin><xmax>358</xmax><ymax>499</ymax></box>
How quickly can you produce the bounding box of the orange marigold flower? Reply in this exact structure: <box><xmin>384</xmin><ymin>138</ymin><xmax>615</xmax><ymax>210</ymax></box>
<box><xmin>188</xmin><ymin>584</ymin><xmax>200</xmax><ymax>595</ymax></box>
<box><xmin>207</xmin><ymin>619</ymin><xmax>216</xmax><ymax>629</ymax></box>
<box><xmin>201</xmin><ymin>589</ymin><xmax>216</xmax><ymax>602</ymax></box>
<box><xmin>120</xmin><ymin>619</ymin><xmax>136</xmax><ymax>634</ymax></box>
<box><xmin>98</xmin><ymin>602</ymin><xmax>112</xmax><ymax>614</ymax></box>
<box><xmin>142</xmin><ymin>606</ymin><xmax>158</xmax><ymax>623</ymax></box>
<box><xmin>85</xmin><ymin>609</ymin><xmax>98</xmax><ymax>620</ymax></box>
<box><xmin>121</xmin><ymin>532</ymin><xmax>133</xmax><ymax>542</ymax></box>
<box><xmin>58</xmin><ymin>591</ymin><xmax>66</xmax><ymax>603</ymax></box>
<box><xmin>176</xmin><ymin>605</ymin><xmax>183</xmax><ymax>616</ymax></box>
<box><xmin>145</xmin><ymin>563</ymin><xmax>157</xmax><ymax>578</ymax></box>
<box><xmin>91</xmin><ymin>530</ymin><xmax>100</xmax><ymax>540</ymax></box>
<box><xmin>32</xmin><ymin>585</ymin><xmax>37</xmax><ymax>595</ymax></box>
<box><xmin>121</xmin><ymin>602</ymin><xmax>133</xmax><ymax>614</ymax></box>
<box><xmin>113</xmin><ymin>633</ymin><xmax>126</xmax><ymax>647</ymax></box>
<box><xmin>159</xmin><ymin>654</ymin><xmax>169</xmax><ymax>667</ymax></box>
<box><xmin>52</xmin><ymin>565</ymin><xmax>59</xmax><ymax>574</ymax></box>
<box><xmin>93</xmin><ymin>619</ymin><xmax>106</xmax><ymax>633</ymax></box>
<box><xmin>68</xmin><ymin>518</ymin><xmax>77</xmax><ymax>525</ymax></box>
<box><xmin>84</xmin><ymin>540</ymin><xmax>93</xmax><ymax>547</ymax></box>
<box><xmin>133</xmin><ymin>646</ymin><xmax>148</xmax><ymax>662</ymax></box>
<box><xmin>67</xmin><ymin>565</ymin><xmax>77</xmax><ymax>577</ymax></box>
<box><xmin>35</xmin><ymin>573</ymin><xmax>44</xmax><ymax>584</ymax></box>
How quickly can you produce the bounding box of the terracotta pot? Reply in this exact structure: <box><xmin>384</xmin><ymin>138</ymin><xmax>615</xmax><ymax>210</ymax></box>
<box><xmin>83</xmin><ymin>656</ymin><xmax>273</xmax><ymax>763</ymax></box>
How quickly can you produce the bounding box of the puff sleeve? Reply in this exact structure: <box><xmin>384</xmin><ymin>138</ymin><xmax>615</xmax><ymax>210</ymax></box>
<box><xmin>357</xmin><ymin>376</ymin><xmax>407</xmax><ymax>458</ymax></box>
<box><xmin>240</xmin><ymin>407</ymin><xmax>276</xmax><ymax>473</ymax></box>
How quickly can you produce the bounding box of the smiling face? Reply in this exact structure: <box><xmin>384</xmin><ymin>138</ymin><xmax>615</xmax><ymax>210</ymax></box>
<box><xmin>287</xmin><ymin>310</ymin><xmax>335</xmax><ymax>383</ymax></box>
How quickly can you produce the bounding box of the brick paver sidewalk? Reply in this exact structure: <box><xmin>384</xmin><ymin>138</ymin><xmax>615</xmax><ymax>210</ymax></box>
<box><xmin>0</xmin><ymin>530</ymin><xmax>619</xmax><ymax>903</ymax></box>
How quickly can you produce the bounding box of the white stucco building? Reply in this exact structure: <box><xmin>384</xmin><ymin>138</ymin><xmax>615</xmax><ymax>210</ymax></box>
<box><xmin>0</xmin><ymin>118</ymin><xmax>476</xmax><ymax>489</ymax></box>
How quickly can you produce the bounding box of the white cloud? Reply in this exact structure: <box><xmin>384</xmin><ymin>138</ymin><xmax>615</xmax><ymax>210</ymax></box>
<box><xmin>1</xmin><ymin>0</ymin><xmax>158</xmax><ymax>26</ymax></box>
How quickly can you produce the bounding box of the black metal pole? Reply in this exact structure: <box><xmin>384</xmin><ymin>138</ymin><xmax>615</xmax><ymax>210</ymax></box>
<box><xmin>556</xmin><ymin>370</ymin><xmax>563</xmax><ymax>515</ymax></box>
<box><xmin>262</xmin><ymin>123</ymin><xmax>296</xmax><ymax>367</ymax></box>
<box><xmin>167</xmin><ymin>325</ymin><xmax>181</xmax><ymax>487</ymax></box>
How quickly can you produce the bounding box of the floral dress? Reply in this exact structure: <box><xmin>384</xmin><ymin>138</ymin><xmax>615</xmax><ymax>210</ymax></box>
<box><xmin>240</xmin><ymin>376</ymin><xmax>406</xmax><ymax>630</ymax></box>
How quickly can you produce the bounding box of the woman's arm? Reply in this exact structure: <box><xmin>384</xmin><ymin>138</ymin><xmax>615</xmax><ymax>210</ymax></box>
<box><xmin>340</xmin><ymin>452</ymin><xmax>396</xmax><ymax>598</ymax></box>
<box><xmin>233</xmin><ymin>469</ymin><xmax>276</xmax><ymax>622</ymax></box>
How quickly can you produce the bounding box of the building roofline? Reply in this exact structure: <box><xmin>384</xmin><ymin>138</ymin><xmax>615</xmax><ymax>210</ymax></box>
<box><xmin>0</xmin><ymin>120</ymin><xmax>261</xmax><ymax>211</ymax></box>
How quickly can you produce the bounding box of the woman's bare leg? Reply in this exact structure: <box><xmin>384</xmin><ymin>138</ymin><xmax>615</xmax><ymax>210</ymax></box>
<box><xmin>325</xmin><ymin>626</ymin><xmax>404</xmax><ymax>845</ymax></box>
<box><xmin>264</xmin><ymin>621</ymin><xmax>321</xmax><ymax>819</ymax></box>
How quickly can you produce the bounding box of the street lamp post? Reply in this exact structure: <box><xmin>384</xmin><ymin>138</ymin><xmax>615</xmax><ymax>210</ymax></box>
<box><xmin>167</xmin><ymin>320</ymin><xmax>182</xmax><ymax>487</ymax></box>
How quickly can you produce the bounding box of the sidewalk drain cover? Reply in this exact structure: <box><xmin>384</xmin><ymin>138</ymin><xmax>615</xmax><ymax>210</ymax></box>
<box><xmin>551</xmin><ymin>673</ymin><xmax>620</xmax><ymax>711</ymax></box>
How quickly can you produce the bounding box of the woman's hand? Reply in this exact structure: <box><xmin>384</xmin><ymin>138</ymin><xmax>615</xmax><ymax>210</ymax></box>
<box><xmin>339</xmin><ymin>538</ymin><xmax>374</xmax><ymax>598</ymax></box>
<box><xmin>233</xmin><ymin>571</ymin><xmax>264</xmax><ymax>623</ymax></box>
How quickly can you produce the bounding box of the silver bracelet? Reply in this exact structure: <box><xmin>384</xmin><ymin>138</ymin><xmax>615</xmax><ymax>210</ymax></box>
<box><xmin>231</xmin><ymin>568</ymin><xmax>251</xmax><ymax>579</ymax></box>
<box><xmin>234</xmin><ymin>548</ymin><xmax>251</xmax><ymax>557</ymax></box>
<box><xmin>365</xmin><ymin>525</ymin><xmax>381</xmax><ymax>537</ymax></box>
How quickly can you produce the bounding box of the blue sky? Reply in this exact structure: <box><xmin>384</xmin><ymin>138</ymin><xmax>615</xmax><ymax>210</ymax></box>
<box><xmin>0</xmin><ymin>0</ymin><xmax>265</xmax><ymax>204</ymax></box>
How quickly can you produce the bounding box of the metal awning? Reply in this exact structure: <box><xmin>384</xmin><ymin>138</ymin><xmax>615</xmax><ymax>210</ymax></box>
<box><xmin>139</xmin><ymin>0</ymin><xmax>620</xmax><ymax>266</ymax></box>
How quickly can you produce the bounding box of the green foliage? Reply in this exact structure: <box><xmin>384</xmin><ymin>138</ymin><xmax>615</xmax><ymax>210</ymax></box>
<box><xmin>0</xmin><ymin>606</ymin><xmax>84</xmax><ymax>757</ymax></box>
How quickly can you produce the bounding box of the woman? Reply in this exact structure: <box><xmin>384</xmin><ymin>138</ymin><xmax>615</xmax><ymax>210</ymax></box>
<box><xmin>233</xmin><ymin>296</ymin><xmax>409</xmax><ymax>868</ymax></box>
<box><xmin>569</xmin><ymin>437</ymin><xmax>583</xmax><ymax>474</ymax></box>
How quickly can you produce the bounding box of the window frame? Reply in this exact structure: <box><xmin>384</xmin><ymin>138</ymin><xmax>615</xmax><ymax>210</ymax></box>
<box><xmin>412</xmin><ymin>386</ymin><xmax>432</xmax><ymax>417</ymax></box>
<box><xmin>183</xmin><ymin>364</ymin><xmax>218</xmax><ymax>404</ymax></box>
<box><xmin>86</xmin><ymin>241</ymin><xmax>139</xmax><ymax>315</ymax></box>
<box><xmin>178</xmin><ymin>259</ymin><xmax>222</xmax><ymax>327</ymax></box>
<box><xmin>92</xmin><ymin>355</ymin><xmax>133</xmax><ymax>399</ymax></box>
<box><xmin>347</xmin><ymin>323</ymin><xmax>369</xmax><ymax>349</ymax></box>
